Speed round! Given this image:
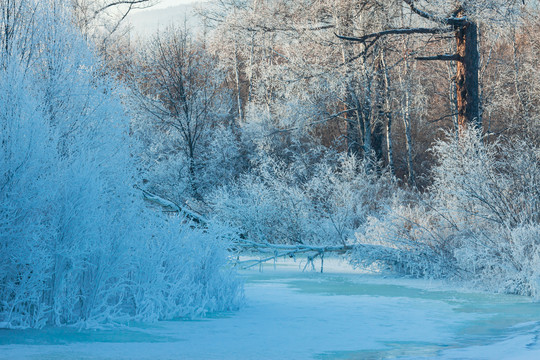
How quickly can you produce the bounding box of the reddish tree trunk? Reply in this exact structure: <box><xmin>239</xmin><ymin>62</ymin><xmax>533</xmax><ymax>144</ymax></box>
<box><xmin>455</xmin><ymin>16</ymin><xmax>480</xmax><ymax>129</ymax></box>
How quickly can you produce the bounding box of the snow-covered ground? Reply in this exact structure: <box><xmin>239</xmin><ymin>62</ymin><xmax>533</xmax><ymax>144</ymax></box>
<box><xmin>1</xmin><ymin>258</ymin><xmax>539</xmax><ymax>359</ymax></box>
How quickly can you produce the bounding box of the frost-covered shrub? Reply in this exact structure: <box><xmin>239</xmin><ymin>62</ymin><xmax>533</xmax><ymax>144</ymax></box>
<box><xmin>353</xmin><ymin>200</ymin><xmax>460</xmax><ymax>278</ymax></box>
<box><xmin>128</xmin><ymin>219</ymin><xmax>243</xmax><ymax>323</ymax></box>
<box><xmin>198</xmin><ymin>125</ymin><xmax>246</xmax><ymax>191</ymax></box>
<box><xmin>431</xmin><ymin>129</ymin><xmax>539</xmax><ymax>228</ymax></box>
<box><xmin>357</xmin><ymin>128</ymin><xmax>540</xmax><ymax>296</ymax></box>
<box><xmin>211</xmin><ymin>147</ymin><xmax>396</xmax><ymax>246</ymax></box>
<box><xmin>0</xmin><ymin>0</ymin><xmax>242</xmax><ymax>329</ymax></box>
<box><xmin>430</xmin><ymin>129</ymin><xmax>539</xmax><ymax>294</ymax></box>
<box><xmin>58</xmin><ymin>214</ymin><xmax>243</xmax><ymax>328</ymax></box>
<box><xmin>452</xmin><ymin>224</ymin><xmax>540</xmax><ymax>297</ymax></box>
<box><xmin>0</xmin><ymin>210</ymin><xmax>242</xmax><ymax>328</ymax></box>
<box><xmin>130</xmin><ymin>121</ymin><xmax>245</xmax><ymax>207</ymax></box>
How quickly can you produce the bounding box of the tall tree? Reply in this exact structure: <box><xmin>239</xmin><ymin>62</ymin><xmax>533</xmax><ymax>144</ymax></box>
<box><xmin>129</xmin><ymin>27</ymin><xmax>231</xmax><ymax>199</ymax></box>
<box><xmin>337</xmin><ymin>0</ymin><xmax>523</xmax><ymax>131</ymax></box>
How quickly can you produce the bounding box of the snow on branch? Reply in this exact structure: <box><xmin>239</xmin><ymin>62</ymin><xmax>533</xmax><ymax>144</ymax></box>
<box><xmin>135</xmin><ymin>185</ymin><xmax>208</xmax><ymax>225</ymax></box>
<box><xmin>232</xmin><ymin>237</ymin><xmax>411</xmax><ymax>274</ymax></box>
<box><xmin>233</xmin><ymin>238</ymin><xmax>350</xmax><ymax>273</ymax></box>
<box><xmin>335</xmin><ymin>27</ymin><xmax>453</xmax><ymax>44</ymax></box>
<box><xmin>415</xmin><ymin>54</ymin><xmax>462</xmax><ymax>61</ymax></box>
<box><xmin>93</xmin><ymin>0</ymin><xmax>154</xmax><ymax>17</ymax></box>
<box><xmin>402</xmin><ymin>0</ymin><xmax>468</xmax><ymax>26</ymax></box>
<box><xmin>243</xmin><ymin>23</ymin><xmax>335</xmax><ymax>33</ymax></box>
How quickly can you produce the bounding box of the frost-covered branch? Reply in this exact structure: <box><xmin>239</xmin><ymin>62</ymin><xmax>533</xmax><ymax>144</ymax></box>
<box><xmin>415</xmin><ymin>54</ymin><xmax>461</xmax><ymax>61</ymax></box>
<box><xmin>402</xmin><ymin>0</ymin><xmax>468</xmax><ymax>26</ymax></box>
<box><xmin>335</xmin><ymin>27</ymin><xmax>453</xmax><ymax>44</ymax></box>
<box><xmin>136</xmin><ymin>185</ymin><xmax>208</xmax><ymax>225</ymax></box>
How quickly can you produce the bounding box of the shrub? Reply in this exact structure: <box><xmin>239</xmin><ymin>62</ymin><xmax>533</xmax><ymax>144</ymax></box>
<box><xmin>0</xmin><ymin>0</ymin><xmax>242</xmax><ymax>329</ymax></box>
<box><xmin>356</xmin><ymin>128</ymin><xmax>540</xmax><ymax>296</ymax></box>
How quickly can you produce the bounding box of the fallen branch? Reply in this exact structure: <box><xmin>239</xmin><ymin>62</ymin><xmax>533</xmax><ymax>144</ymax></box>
<box><xmin>231</xmin><ymin>237</ymin><xmax>417</xmax><ymax>274</ymax></box>
<box><xmin>232</xmin><ymin>238</ymin><xmax>353</xmax><ymax>272</ymax></box>
<box><xmin>134</xmin><ymin>188</ymin><xmax>425</xmax><ymax>274</ymax></box>
<box><xmin>134</xmin><ymin>185</ymin><xmax>207</xmax><ymax>225</ymax></box>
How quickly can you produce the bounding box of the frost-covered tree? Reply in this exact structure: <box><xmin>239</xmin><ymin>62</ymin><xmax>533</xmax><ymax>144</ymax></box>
<box><xmin>0</xmin><ymin>0</ymin><xmax>242</xmax><ymax>329</ymax></box>
<box><xmin>337</xmin><ymin>0</ymin><xmax>525</xmax><ymax>130</ymax></box>
<box><xmin>356</xmin><ymin>128</ymin><xmax>540</xmax><ymax>296</ymax></box>
<box><xmin>70</xmin><ymin>0</ymin><xmax>155</xmax><ymax>45</ymax></box>
<box><xmin>129</xmin><ymin>27</ymin><xmax>237</xmax><ymax>200</ymax></box>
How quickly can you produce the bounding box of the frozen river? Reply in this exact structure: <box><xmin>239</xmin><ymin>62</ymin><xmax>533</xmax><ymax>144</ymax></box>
<box><xmin>1</xmin><ymin>258</ymin><xmax>540</xmax><ymax>359</ymax></box>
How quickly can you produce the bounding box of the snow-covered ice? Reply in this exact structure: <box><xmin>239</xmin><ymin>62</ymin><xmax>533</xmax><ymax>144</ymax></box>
<box><xmin>1</xmin><ymin>258</ymin><xmax>539</xmax><ymax>359</ymax></box>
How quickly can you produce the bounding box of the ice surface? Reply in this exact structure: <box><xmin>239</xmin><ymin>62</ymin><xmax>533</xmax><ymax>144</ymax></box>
<box><xmin>1</xmin><ymin>257</ymin><xmax>539</xmax><ymax>359</ymax></box>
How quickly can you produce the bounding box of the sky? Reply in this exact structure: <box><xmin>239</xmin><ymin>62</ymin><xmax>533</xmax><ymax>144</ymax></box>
<box><xmin>135</xmin><ymin>0</ymin><xmax>203</xmax><ymax>11</ymax></box>
<box><xmin>127</xmin><ymin>1</ymin><xmax>204</xmax><ymax>37</ymax></box>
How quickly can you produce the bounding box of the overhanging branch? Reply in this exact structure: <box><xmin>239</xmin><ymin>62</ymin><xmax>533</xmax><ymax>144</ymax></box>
<box><xmin>428</xmin><ymin>112</ymin><xmax>459</xmax><ymax>123</ymax></box>
<box><xmin>335</xmin><ymin>27</ymin><xmax>453</xmax><ymax>44</ymax></box>
<box><xmin>266</xmin><ymin>107</ymin><xmax>358</xmax><ymax>137</ymax></box>
<box><xmin>93</xmin><ymin>0</ymin><xmax>153</xmax><ymax>17</ymax></box>
<box><xmin>416</xmin><ymin>54</ymin><xmax>461</xmax><ymax>61</ymax></box>
<box><xmin>244</xmin><ymin>23</ymin><xmax>334</xmax><ymax>33</ymax></box>
<box><xmin>402</xmin><ymin>0</ymin><xmax>468</xmax><ymax>26</ymax></box>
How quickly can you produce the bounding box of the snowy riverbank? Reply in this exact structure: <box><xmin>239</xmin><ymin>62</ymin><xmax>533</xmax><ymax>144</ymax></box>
<box><xmin>1</xmin><ymin>257</ymin><xmax>539</xmax><ymax>359</ymax></box>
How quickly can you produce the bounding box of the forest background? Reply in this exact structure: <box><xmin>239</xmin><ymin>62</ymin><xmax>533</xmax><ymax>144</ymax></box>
<box><xmin>1</xmin><ymin>0</ymin><xmax>539</xmax><ymax>329</ymax></box>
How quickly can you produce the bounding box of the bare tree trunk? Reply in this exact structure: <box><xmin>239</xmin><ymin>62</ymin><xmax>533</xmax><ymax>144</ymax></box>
<box><xmin>362</xmin><ymin>72</ymin><xmax>373</xmax><ymax>164</ymax></box>
<box><xmin>345</xmin><ymin>87</ymin><xmax>363</xmax><ymax>157</ymax></box>
<box><xmin>372</xmin><ymin>55</ymin><xmax>385</xmax><ymax>168</ymax></box>
<box><xmin>445</xmin><ymin>61</ymin><xmax>459</xmax><ymax>136</ymax></box>
<box><xmin>372</xmin><ymin>47</ymin><xmax>394</xmax><ymax>172</ymax></box>
<box><xmin>382</xmin><ymin>50</ymin><xmax>394</xmax><ymax>174</ymax></box>
<box><xmin>247</xmin><ymin>33</ymin><xmax>255</xmax><ymax>104</ymax></box>
<box><xmin>455</xmin><ymin>9</ymin><xmax>480</xmax><ymax>129</ymax></box>
<box><xmin>371</xmin><ymin>119</ymin><xmax>384</xmax><ymax>168</ymax></box>
<box><xmin>187</xmin><ymin>143</ymin><xmax>202</xmax><ymax>200</ymax></box>
<box><xmin>336</xmin><ymin>5</ymin><xmax>364</xmax><ymax>158</ymax></box>
<box><xmin>233</xmin><ymin>38</ymin><xmax>243</xmax><ymax>123</ymax></box>
<box><xmin>400</xmin><ymin>56</ymin><xmax>415</xmax><ymax>187</ymax></box>
<box><xmin>385</xmin><ymin>108</ymin><xmax>394</xmax><ymax>173</ymax></box>
<box><xmin>403</xmin><ymin>89</ymin><xmax>415</xmax><ymax>186</ymax></box>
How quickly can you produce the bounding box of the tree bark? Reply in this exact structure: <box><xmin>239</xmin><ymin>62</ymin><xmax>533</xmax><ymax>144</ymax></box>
<box><xmin>336</xmin><ymin>6</ymin><xmax>364</xmax><ymax>158</ymax></box>
<box><xmin>345</xmin><ymin>89</ymin><xmax>363</xmax><ymax>157</ymax></box>
<box><xmin>399</xmin><ymin>54</ymin><xmax>415</xmax><ymax>187</ymax></box>
<box><xmin>381</xmin><ymin>50</ymin><xmax>394</xmax><ymax>174</ymax></box>
<box><xmin>455</xmin><ymin>10</ymin><xmax>480</xmax><ymax>129</ymax></box>
<box><xmin>372</xmin><ymin>49</ymin><xmax>392</xmax><ymax>170</ymax></box>
<box><xmin>385</xmin><ymin>107</ymin><xmax>394</xmax><ymax>174</ymax></box>
<box><xmin>233</xmin><ymin>38</ymin><xmax>244</xmax><ymax>123</ymax></box>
